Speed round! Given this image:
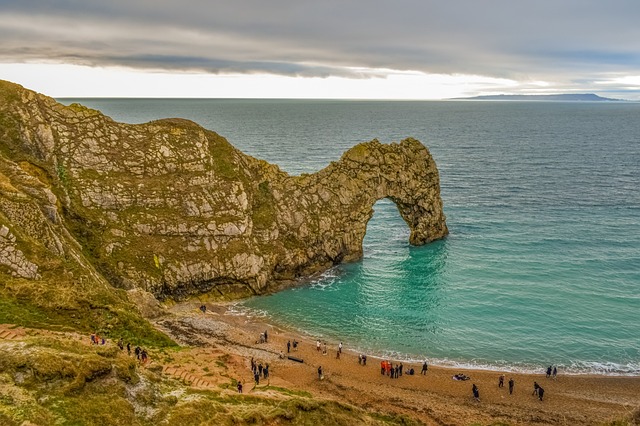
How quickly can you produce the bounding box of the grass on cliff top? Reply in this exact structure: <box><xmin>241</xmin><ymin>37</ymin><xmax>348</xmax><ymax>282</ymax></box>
<box><xmin>0</xmin><ymin>272</ymin><xmax>175</xmax><ymax>348</ymax></box>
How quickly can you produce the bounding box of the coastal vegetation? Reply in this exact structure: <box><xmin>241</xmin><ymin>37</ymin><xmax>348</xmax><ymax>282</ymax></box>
<box><xmin>1</xmin><ymin>334</ymin><xmax>417</xmax><ymax>425</ymax></box>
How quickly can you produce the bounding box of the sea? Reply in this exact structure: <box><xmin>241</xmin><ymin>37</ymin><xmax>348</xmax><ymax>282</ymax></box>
<box><xmin>60</xmin><ymin>98</ymin><xmax>640</xmax><ymax>375</ymax></box>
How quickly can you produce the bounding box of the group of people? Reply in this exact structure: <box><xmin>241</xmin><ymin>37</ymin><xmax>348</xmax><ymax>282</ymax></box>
<box><xmin>90</xmin><ymin>334</ymin><xmax>148</xmax><ymax>364</ymax></box>
<box><xmin>286</xmin><ymin>339</ymin><xmax>299</xmax><ymax>353</ymax></box>
<box><xmin>117</xmin><ymin>337</ymin><xmax>148</xmax><ymax>363</ymax></box>
<box><xmin>134</xmin><ymin>345</ymin><xmax>149</xmax><ymax>363</ymax></box>
<box><xmin>250</xmin><ymin>357</ymin><xmax>269</xmax><ymax>385</ymax></box>
<box><xmin>470</xmin><ymin>362</ymin><xmax>560</xmax><ymax>402</ymax></box>
<box><xmin>380</xmin><ymin>360</ymin><xmax>405</xmax><ymax>378</ymax></box>
<box><xmin>237</xmin><ymin>345</ymin><xmax>275</xmax><ymax>393</ymax></box>
<box><xmin>532</xmin><ymin>381</ymin><xmax>545</xmax><ymax>400</ymax></box>
<box><xmin>497</xmin><ymin>374</ymin><xmax>515</xmax><ymax>394</ymax></box>
<box><xmin>452</xmin><ymin>373</ymin><xmax>470</xmax><ymax>381</ymax></box>
<box><xmin>316</xmin><ymin>340</ymin><xmax>331</xmax><ymax>356</ymax></box>
<box><xmin>472</xmin><ymin>369</ymin><xmax>553</xmax><ymax>402</ymax></box>
<box><xmin>89</xmin><ymin>333</ymin><xmax>105</xmax><ymax>345</ymax></box>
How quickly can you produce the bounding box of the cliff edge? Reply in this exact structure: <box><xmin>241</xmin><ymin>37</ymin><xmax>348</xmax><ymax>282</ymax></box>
<box><xmin>0</xmin><ymin>80</ymin><xmax>447</xmax><ymax>301</ymax></box>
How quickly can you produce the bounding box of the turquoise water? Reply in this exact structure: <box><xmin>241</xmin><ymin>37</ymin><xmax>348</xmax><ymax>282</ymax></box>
<box><xmin>61</xmin><ymin>99</ymin><xmax>640</xmax><ymax>374</ymax></box>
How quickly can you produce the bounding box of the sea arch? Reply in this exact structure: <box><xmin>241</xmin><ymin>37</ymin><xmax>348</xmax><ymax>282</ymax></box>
<box><xmin>272</xmin><ymin>138</ymin><xmax>448</xmax><ymax>279</ymax></box>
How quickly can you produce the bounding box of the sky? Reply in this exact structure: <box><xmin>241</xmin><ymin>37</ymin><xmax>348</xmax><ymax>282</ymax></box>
<box><xmin>1</xmin><ymin>0</ymin><xmax>639</xmax><ymax>99</ymax></box>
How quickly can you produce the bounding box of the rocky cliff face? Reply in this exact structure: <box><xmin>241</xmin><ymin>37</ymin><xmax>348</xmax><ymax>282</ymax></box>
<box><xmin>0</xmin><ymin>80</ymin><xmax>447</xmax><ymax>301</ymax></box>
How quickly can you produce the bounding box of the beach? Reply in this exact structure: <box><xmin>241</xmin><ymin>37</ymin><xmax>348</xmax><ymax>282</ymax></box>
<box><xmin>156</xmin><ymin>301</ymin><xmax>640</xmax><ymax>425</ymax></box>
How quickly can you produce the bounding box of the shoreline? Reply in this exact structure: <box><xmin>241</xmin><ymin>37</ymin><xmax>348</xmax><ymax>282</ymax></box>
<box><xmin>160</xmin><ymin>299</ymin><xmax>640</xmax><ymax>425</ymax></box>
<box><xmin>224</xmin><ymin>300</ymin><xmax>640</xmax><ymax>378</ymax></box>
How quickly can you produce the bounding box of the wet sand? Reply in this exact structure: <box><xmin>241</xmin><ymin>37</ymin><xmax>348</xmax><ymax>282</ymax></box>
<box><xmin>158</xmin><ymin>301</ymin><xmax>640</xmax><ymax>425</ymax></box>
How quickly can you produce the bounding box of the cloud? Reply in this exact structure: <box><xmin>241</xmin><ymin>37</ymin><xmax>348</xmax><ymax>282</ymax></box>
<box><xmin>1</xmin><ymin>0</ymin><xmax>640</xmax><ymax>95</ymax></box>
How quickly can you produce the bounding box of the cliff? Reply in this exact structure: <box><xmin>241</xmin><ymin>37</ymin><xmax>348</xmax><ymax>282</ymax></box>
<box><xmin>0</xmin><ymin>80</ymin><xmax>447</xmax><ymax>303</ymax></box>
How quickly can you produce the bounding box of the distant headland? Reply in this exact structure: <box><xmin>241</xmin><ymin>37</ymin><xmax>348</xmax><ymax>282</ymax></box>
<box><xmin>453</xmin><ymin>93</ymin><xmax>625</xmax><ymax>101</ymax></box>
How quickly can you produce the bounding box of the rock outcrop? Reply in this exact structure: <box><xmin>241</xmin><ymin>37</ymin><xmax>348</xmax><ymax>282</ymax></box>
<box><xmin>0</xmin><ymin>80</ymin><xmax>447</xmax><ymax>300</ymax></box>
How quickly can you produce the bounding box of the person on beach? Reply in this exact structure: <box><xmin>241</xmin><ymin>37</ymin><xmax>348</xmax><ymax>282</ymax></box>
<box><xmin>323</xmin><ymin>342</ymin><xmax>327</xmax><ymax>355</ymax></box>
<box><xmin>498</xmin><ymin>374</ymin><xmax>505</xmax><ymax>388</ymax></box>
<box><xmin>316</xmin><ymin>340</ymin><xmax>321</xmax><ymax>352</ymax></box>
<box><xmin>472</xmin><ymin>384</ymin><xmax>480</xmax><ymax>401</ymax></box>
<box><xmin>508</xmin><ymin>378</ymin><xmax>514</xmax><ymax>394</ymax></box>
<box><xmin>338</xmin><ymin>342</ymin><xmax>343</xmax><ymax>353</ymax></box>
<box><xmin>381</xmin><ymin>360</ymin><xmax>386</xmax><ymax>375</ymax></box>
<box><xmin>538</xmin><ymin>385</ymin><xmax>545</xmax><ymax>401</ymax></box>
<box><xmin>250</xmin><ymin>357</ymin><xmax>256</xmax><ymax>372</ymax></box>
<box><xmin>532</xmin><ymin>381</ymin><xmax>539</xmax><ymax>396</ymax></box>
<box><xmin>254</xmin><ymin>371</ymin><xmax>260</xmax><ymax>385</ymax></box>
<box><xmin>237</xmin><ymin>381</ymin><xmax>243</xmax><ymax>393</ymax></box>
<box><xmin>134</xmin><ymin>346</ymin><xmax>141</xmax><ymax>360</ymax></box>
<box><xmin>287</xmin><ymin>340</ymin><xmax>291</xmax><ymax>353</ymax></box>
<box><xmin>264</xmin><ymin>330</ymin><xmax>268</xmax><ymax>343</ymax></box>
<box><xmin>421</xmin><ymin>361</ymin><xmax>428</xmax><ymax>375</ymax></box>
<box><xmin>263</xmin><ymin>364</ymin><xmax>269</xmax><ymax>379</ymax></box>
<box><xmin>546</xmin><ymin>365</ymin><xmax>552</xmax><ymax>378</ymax></box>
<box><xmin>258</xmin><ymin>363</ymin><xmax>263</xmax><ymax>377</ymax></box>
<box><xmin>395</xmin><ymin>365</ymin><xmax>399</xmax><ymax>378</ymax></box>
<box><xmin>293</xmin><ymin>340</ymin><xmax>298</xmax><ymax>351</ymax></box>
<box><xmin>318</xmin><ymin>366</ymin><xmax>323</xmax><ymax>380</ymax></box>
<box><xmin>362</xmin><ymin>354</ymin><xmax>367</xmax><ymax>366</ymax></box>
<box><xmin>126</xmin><ymin>342</ymin><xmax>131</xmax><ymax>356</ymax></box>
<box><xmin>553</xmin><ymin>366</ymin><xmax>557</xmax><ymax>380</ymax></box>
<box><xmin>399</xmin><ymin>363</ymin><xmax>403</xmax><ymax>376</ymax></box>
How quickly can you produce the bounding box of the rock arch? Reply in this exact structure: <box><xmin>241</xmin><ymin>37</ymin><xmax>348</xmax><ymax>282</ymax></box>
<box><xmin>267</xmin><ymin>138</ymin><xmax>448</xmax><ymax>279</ymax></box>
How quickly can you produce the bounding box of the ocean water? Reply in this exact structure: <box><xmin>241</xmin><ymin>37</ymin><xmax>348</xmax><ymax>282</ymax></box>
<box><xmin>61</xmin><ymin>98</ymin><xmax>640</xmax><ymax>375</ymax></box>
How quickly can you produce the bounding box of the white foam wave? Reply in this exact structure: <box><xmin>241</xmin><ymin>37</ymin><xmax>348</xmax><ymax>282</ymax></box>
<box><xmin>325</xmin><ymin>345</ymin><xmax>640</xmax><ymax>376</ymax></box>
<box><xmin>225</xmin><ymin>302</ymin><xmax>269</xmax><ymax>318</ymax></box>
<box><xmin>307</xmin><ymin>267</ymin><xmax>343</xmax><ymax>290</ymax></box>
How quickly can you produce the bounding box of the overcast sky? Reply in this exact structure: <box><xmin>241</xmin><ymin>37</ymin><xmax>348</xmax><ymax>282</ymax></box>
<box><xmin>1</xmin><ymin>0</ymin><xmax>639</xmax><ymax>98</ymax></box>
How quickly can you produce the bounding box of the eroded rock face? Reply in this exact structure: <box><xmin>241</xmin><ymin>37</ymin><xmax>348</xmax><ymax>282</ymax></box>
<box><xmin>0</xmin><ymin>80</ymin><xmax>447</xmax><ymax>300</ymax></box>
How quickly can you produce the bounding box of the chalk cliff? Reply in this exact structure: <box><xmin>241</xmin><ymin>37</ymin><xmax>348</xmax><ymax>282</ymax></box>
<box><xmin>0</xmin><ymin>80</ymin><xmax>447</xmax><ymax>301</ymax></box>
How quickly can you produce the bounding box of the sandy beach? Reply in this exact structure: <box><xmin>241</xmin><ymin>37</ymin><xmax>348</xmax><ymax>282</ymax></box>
<box><xmin>155</xmin><ymin>301</ymin><xmax>640</xmax><ymax>426</ymax></box>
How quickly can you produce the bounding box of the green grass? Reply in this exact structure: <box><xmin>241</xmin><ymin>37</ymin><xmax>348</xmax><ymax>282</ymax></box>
<box><xmin>0</xmin><ymin>280</ymin><xmax>175</xmax><ymax>348</ymax></box>
<box><xmin>251</xmin><ymin>180</ymin><xmax>277</xmax><ymax>230</ymax></box>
